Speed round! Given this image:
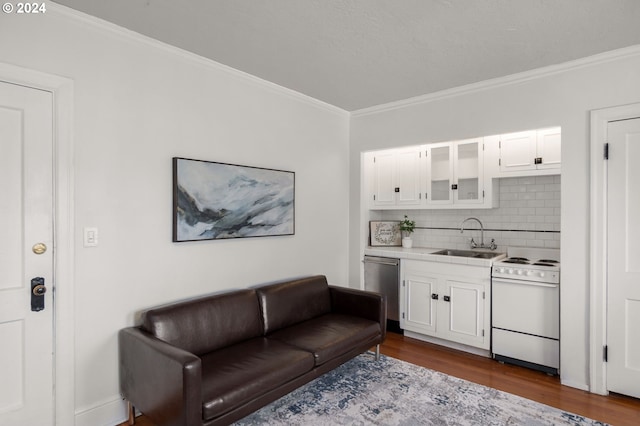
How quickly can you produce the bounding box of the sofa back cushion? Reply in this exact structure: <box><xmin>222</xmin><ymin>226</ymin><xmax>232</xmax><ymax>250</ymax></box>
<box><xmin>256</xmin><ymin>276</ymin><xmax>331</xmax><ymax>334</ymax></box>
<box><xmin>141</xmin><ymin>289</ymin><xmax>263</xmax><ymax>356</ymax></box>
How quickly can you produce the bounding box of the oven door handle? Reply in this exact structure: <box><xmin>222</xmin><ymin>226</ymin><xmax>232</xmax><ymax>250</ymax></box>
<box><xmin>492</xmin><ymin>278</ymin><xmax>558</xmax><ymax>288</ymax></box>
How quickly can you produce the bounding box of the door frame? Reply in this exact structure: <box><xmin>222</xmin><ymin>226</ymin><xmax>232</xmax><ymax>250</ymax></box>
<box><xmin>589</xmin><ymin>102</ymin><xmax>640</xmax><ymax>395</ymax></box>
<box><xmin>0</xmin><ymin>62</ymin><xmax>75</xmax><ymax>425</ymax></box>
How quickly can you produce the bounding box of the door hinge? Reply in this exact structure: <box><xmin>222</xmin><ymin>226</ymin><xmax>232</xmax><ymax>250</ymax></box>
<box><xmin>482</xmin><ymin>143</ymin><xmax>485</xmax><ymax>151</ymax></box>
<box><xmin>498</xmin><ymin>158</ymin><xmax>501</xmax><ymax>166</ymax></box>
<box><xmin>402</xmin><ymin>312</ymin><xmax>405</xmax><ymax>319</ymax></box>
<box><xmin>482</xmin><ymin>329</ymin><xmax>485</xmax><ymax>337</ymax></box>
<box><xmin>373</xmin><ymin>156</ymin><xmax>376</xmax><ymax>163</ymax></box>
<box><xmin>499</xmin><ymin>141</ymin><xmax>501</xmax><ymax>149</ymax></box>
<box><xmin>373</xmin><ymin>194</ymin><xmax>376</xmax><ymax>201</ymax></box>
<box><xmin>604</xmin><ymin>143</ymin><xmax>609</xmax><ymax>160</ymax></box>
<box><xmin>425</xmin><ymin>192</ymin><xmax>428</xmax><ymax>200</ymax></box>
<box><xmin>402</xmin><ymin>280</ymin><xmax>405</xmax><ymax>287</ymax></box>
<box><xmin>604</xmin><ymin>345</ymin><xmax>608</xmax><ymax>362</ymax></box>
<box><xmin>482</xmin><ymin>190</ymin><xmax>485</xmax><ymax>198</ymax></box>
<box><xmin>482</xmin><ymin>291</ymin><xmax>485</xmax><ymax>300</ymax></box>
<box><xmin>419</xmin><ymin>193</ymin><xmax>422</xmax><ymax>200</ymax></box>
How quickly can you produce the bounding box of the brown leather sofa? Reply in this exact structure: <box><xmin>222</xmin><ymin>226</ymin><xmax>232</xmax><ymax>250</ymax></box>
<box><xmin>119</xmin><ymin>275</ymin><xmax>386</xmax><ymax>426</ymax></box>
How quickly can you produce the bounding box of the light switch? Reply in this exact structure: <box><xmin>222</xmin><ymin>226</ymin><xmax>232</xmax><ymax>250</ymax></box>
<box><xmin>84</xmin><ymin>227</ymin><xmax>98</xmax><ymax>247</ymax></box>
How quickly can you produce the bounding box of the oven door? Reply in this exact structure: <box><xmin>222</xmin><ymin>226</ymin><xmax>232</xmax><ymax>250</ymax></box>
<box><xmin>492</xmin><ymin>277</ymin><xmax>559</xmax><ymax>338</ymax></box>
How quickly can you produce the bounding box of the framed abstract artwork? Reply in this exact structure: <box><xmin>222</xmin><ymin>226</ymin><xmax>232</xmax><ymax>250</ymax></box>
<box><xmin>173</xmin><ymin>157</ymin><xmax>295</xmax><ymax>242</ymax></box>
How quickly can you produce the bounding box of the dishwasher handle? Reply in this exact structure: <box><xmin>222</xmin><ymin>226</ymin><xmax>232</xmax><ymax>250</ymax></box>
<box><xmin>363</xmin><ymin>256</ymin><xmax>399</xmax><ymax>266</ymax></box>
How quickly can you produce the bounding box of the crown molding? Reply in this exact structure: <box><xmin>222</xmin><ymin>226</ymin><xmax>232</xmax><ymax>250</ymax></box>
<box><xmin>47</xmin><ymin>2</ymin><xmax>349</xmax><ymax>117</ymax></box>
<box><xmin>352</xmin><ymin>44</ymin><xmax>640</xmax><ymax>118</ymax></box>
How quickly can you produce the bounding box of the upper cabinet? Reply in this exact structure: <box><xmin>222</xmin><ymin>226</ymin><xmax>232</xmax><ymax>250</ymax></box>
<box><xmin>371</xmin><ymin>147</ymin><xmax>423</xmax><ymax>208</ymax></box>
<box><xmin>499</xmin><ymin>127</ymin><xmax>561</xmax><ymax>175</ymax></box>
<box><xmin>426</xmin><ymin>139</ymin><xmax>484</xmax><ymax>206</ymax></box>
<box><xmin>365</xmin><ymin>127</ymin><xmax>559</xmax><ymax>211</ymax></box>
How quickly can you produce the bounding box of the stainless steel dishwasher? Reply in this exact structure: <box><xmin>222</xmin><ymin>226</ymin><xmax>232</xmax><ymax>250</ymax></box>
<box><xmin>363</xmin><ymin>255</ymin><xmax>401</xmax><ymax>333</ymax></box>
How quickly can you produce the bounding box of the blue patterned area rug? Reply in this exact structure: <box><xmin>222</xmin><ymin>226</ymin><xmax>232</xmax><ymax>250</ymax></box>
<box><xmin>233</xmin><ymin>354</ymin><xmax>606</xmax><ymax>425</ymax></box>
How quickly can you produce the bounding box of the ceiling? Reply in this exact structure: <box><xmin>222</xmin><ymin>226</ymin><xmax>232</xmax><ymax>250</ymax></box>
<box><xmin>52</xmin><ymin>0</ymin><xmax>640</xmax><ymax>111</ymax></box>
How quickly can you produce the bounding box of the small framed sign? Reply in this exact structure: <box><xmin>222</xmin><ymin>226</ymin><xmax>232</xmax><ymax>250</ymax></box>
<box><xmin>369</xmin><ymin>221</ymin><xmax>401</xmax><ymax>247</ymax></box>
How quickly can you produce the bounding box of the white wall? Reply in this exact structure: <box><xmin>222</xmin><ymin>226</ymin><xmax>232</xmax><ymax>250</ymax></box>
<box><xmin>350</xmin><ymin>47</ymin><xmax>640</xmax><ymax>390</ymax></box>
<box><xmin>1</xmin><ymin>6</ymin><xmax>349</xmax><ymax>425</ymax></box>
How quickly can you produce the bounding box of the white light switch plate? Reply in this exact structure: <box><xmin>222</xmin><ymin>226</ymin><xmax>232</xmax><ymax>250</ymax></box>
<box><xmin>84</xmin><ymin>227</ymin><xmax>98</xmax><ymax>247</ymax></box>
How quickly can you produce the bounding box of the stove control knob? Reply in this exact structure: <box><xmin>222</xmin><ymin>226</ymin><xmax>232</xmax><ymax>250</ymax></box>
<box><xmin>539</xmin><ymin>271</ymin><xmax>546</xmax><ymax>278</ymax></box>
<box><xmin>516</xmin><ymin>270</ymin><xmax>523</xmax><ymax>275</ymax></box>
<box><xmin>526</xmin><ymin>270</ymin><xmax>533</xmax><ymax>277</ymax></box>
<box><xmin>507</xmin><ymin>268</ymin><xmax>514</xmax><ymax>274</ymax></box>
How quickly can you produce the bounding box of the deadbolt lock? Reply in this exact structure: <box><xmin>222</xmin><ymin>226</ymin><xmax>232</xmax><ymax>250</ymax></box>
<box><xmin>31</xmin><ymin>277</ymin><xmax>46</xmax><ymax>312</ymax></box>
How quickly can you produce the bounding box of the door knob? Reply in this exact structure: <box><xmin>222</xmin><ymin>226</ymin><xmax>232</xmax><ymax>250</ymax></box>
<box><xmin>32</xmin><ymin>243</ymin><xmax>47</xmax><ymax>255</ymax></box>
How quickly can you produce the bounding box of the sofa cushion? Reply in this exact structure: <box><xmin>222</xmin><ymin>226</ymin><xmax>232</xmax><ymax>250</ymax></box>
<box><xmin>200</xmin><ymin>337</ymin><xmax>315</xmax><ymax>420</ymax></box>
<box><xmin>268</xmin><ymin>313</ymin><xmax>381</xmax><ymax>366</ymax></box>
<box><xmin>142</xmin><ymin>289</ymin><xmax>263</xmax><ymax>356</ymax></box>
<box><xmin>256</xmin><ymin>276</ymin><xmax>332</xmax><ymax>334</ymax></box>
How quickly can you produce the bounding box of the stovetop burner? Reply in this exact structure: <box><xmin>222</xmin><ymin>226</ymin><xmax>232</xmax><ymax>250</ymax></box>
<box><xmin>493</xmin><ymin>247</ymin><xmax>560</xmax><ymax>284</ymax></box>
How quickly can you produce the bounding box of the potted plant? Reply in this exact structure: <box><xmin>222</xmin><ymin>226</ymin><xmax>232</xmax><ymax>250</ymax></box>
<box><xmin>399</xmin><ymin>215</ymin><xmax>416</xmax><ymax>248</ymax></box>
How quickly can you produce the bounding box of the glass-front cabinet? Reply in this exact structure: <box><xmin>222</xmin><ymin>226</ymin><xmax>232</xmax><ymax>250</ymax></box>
<box><xmin>426</xmin><ymin>138</ymin><xmax>483</xmax><ymax>206</ymax></box>
<box><xmin>427</xmin><ymin>143</ymin><xmax>453</xmax><ymax>203</ymax></box>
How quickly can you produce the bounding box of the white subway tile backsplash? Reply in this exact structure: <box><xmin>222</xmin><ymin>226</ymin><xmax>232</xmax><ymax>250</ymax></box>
<box><xmin>376</xmin><ymin>175</ymin><xmax>561</xmax><ymax>250</ymax></box>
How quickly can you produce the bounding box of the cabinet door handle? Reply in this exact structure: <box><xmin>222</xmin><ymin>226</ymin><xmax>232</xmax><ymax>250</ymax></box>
<box><xmin>443</xmin><ymin>295</ymin><xmax>451</xmax><ymax>302</ymax></box>
<box><xmin>431</xmin><ymin>293</ymin><xmax>439</xmax><ymax>300</ymax></box>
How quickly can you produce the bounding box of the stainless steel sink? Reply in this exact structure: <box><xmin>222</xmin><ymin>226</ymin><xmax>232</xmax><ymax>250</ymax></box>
<box><xmin>432</xmin><ymin>249</ymin><xmax>504</xmax><ymax>259</ymax></box>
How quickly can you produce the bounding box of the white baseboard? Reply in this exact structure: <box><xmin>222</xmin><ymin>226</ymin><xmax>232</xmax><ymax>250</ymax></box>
<box><xmin>75</xmin><ymin>396</ymin><xmax>128</xmax><ymax>426</ymax></box>
<box><xmin>403</xmin><ymin>330</ymin><xmax>491</xmax><ymax>358</ymax></box>
<box><xmin>560</xmin><ymin>379</ymin><xmax>589</xmax><ymax>392</ymax></box>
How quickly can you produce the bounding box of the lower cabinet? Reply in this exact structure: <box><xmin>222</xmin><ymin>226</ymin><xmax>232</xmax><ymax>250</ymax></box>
<box><xmin>400</xmin><ymin>259</ymin><xmax>491</xmax><ymax>350</ymax></box>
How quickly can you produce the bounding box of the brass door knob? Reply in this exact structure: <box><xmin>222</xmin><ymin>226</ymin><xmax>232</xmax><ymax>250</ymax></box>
<box><xmin>32</xmin><ymin>243</ymin><xmax>47</xmax><ymax>255</ymax></box>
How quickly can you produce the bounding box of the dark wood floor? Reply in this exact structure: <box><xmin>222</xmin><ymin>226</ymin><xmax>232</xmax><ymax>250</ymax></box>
<box><xmin>120</xmin><ymin>332</ymin><xmax>640</xmax><ymax>426</ymax></box>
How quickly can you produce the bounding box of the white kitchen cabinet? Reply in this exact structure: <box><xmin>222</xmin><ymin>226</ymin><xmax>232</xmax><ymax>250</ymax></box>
<box><xmin>370</xmin><ymin>147</ymin><xmax>423</xmax><ymax>208</ymax></box>
<box><xmin>402</xmin><ymin>268</ymin><xmax>438</xmax><ymax>335</ymax></box>
<box><xmin>426</xmin><ymin>138</ymin><xmax>485</xmax><ymax>207</ymax></box>
<box><xmin>400</xmin><ymin>259</ymin><xmax>491</xmax><ymax>350</ymax></box>
<box><xmin>499</xmin><ymin>127</ymin><xmax>561</xmax><ymax>175</ymax></box>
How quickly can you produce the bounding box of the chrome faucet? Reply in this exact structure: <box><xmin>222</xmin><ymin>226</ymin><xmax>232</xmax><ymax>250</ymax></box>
<box><xmin>460</xmin><ymin>217</ymin><xmax>497</xmax><ymax>250</ymax></box>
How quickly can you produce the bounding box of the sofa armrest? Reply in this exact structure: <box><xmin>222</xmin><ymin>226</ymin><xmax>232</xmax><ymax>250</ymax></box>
<box><xmin>119</xmin><ymin>327</ymin><xmax>202</xmax><ymax>426</ymax></box>
<box><xmin>329</xmin><ymin>286</ymin><xmax>386</xmax><ymax>340</ymax></box>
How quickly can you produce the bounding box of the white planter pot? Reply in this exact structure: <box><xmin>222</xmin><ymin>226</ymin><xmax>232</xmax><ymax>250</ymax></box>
<box><xmin>402</xmin><ymin>237</ymin><xmax>413</xmax><ymax>248</ymax></box>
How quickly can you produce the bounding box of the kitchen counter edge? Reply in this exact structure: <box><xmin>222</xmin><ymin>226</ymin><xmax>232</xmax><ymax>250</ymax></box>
<box><xmin>364</xmin><ymin>246</ymin><xmax>506</xmax><ymax>267</ymax></box>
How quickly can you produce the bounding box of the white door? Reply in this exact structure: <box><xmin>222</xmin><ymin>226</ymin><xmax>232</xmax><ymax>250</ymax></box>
<box><xmin>402</xmin><ymin>271</ymin><xmax>438</xmax><ymax>335</ymax></box>
<box><xmin>442</xmin><ymin>279</ymin><xmax>486</xmax><ymax>348</ymax></box>
<box><xmin>395</xmin><ymin>148</ymin><xmax>422</xmax><ymax>206</ymax></box>
<box><xmin>0</xmin><ymin>81</ymin><xmax>54</xmax><ymax>424</ymax></box>
<box><xmin>607</xmin><ymin>117</ymin><xmax>640</xmax><ymax>399</ymax></box>
<box><xmin>499</xmin><ymin>130</ymin><xmax>537</xmax><ymax>172</ymax></box>
<box><xmin>536</xmin><ymin>127</ymin><xmax>562</xmax><ymax>170</ymax></box>
<box><xmin>372</xmin><ymin>150</ymin><xmax>395</xmax><ymax>207</ymax></box>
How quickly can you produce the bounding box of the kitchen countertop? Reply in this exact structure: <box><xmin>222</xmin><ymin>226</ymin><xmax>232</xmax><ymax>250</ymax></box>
<box><xmin>364</xmin><ymin>246</ymin><xmax>507</xmax><ymax>267</ymax></box>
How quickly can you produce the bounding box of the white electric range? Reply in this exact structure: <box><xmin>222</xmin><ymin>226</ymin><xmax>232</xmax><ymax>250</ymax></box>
<box><xmin>491</xmin><ymin>247</ymin><xmax>560</xmax><ymax>375</ymax></box>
